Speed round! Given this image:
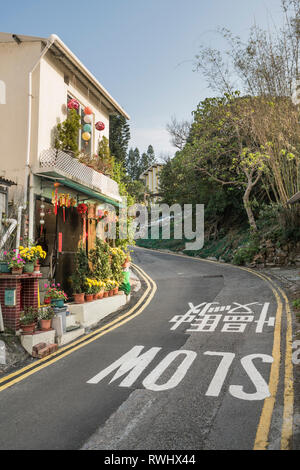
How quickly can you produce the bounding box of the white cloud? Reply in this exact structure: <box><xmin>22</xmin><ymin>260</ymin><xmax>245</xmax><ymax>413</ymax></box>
<box><xmin>129</xmin><ymin>127</ymin><xmax>175</xmax><ymax>158</ymax></box>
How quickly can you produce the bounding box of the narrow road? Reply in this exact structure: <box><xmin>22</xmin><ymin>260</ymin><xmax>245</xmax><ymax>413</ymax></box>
<box><xmin>0</xmin><ymin>247</ymin><xmax>292</xmax><ymax>450</ymax></box>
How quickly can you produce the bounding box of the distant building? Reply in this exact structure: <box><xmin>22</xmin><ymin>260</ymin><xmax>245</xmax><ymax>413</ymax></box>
<box><xmin>140</xmin><ymin>163</ymin><xmax>164</xmax><ymax>202</ymax></box>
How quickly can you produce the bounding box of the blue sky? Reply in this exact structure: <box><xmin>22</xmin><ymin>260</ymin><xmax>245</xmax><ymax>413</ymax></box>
<box><xmin>2</xmin><ymin>0</ymin><xmax>284</xmax><ymax>157</ymax></box>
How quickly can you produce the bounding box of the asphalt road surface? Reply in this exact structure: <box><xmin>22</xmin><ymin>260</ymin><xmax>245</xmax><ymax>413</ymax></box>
<box><xmin>0</xmin><ymin>247</ymin><xmax>292</xmax><ymax>450</ymax></box>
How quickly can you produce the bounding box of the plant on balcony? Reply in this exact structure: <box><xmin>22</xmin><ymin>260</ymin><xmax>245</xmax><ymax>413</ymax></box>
<box><xmin>55</xmin><ymin>109</ymin><xmax>81</xmax><ymax>157</ymax></box>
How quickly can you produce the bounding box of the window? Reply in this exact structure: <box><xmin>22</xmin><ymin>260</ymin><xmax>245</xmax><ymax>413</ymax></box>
<box><xmin>67</xmin><ymin>94</ymin><xmax>93</xmax><ymax>157</ymax></box>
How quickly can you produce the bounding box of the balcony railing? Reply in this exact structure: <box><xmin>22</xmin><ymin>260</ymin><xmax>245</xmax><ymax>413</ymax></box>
<box><xmin>37</xmin><ymin>149</ymin><xmax>122</xmax><ymax>203</ymax></box>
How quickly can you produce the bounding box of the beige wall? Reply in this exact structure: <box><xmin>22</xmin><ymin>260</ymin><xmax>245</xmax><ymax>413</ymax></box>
<box><xmin>0</xmin><ymin>41</ymin><xmax>42</xmax><ymax>186</ymax></box>
<box><xmin>0</xmin><ymin>40</ymin><xmax>111</xmax><ymax>202</ymax></box>
<box><xmin>143</xmin><ymin>165</ymin><xmax>163</xmax><ymax>194</ymax></box>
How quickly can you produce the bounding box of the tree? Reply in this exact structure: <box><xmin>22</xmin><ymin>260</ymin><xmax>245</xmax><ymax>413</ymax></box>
<box><xmin>186</xmin><ymin>93</ymin><xmax>273</xmax><ymax>231</ymax></box>
<box><xmin>166</xmin><ymin>116</ymin><xmax>192</xmax><ymax>150</ymax></box>
<box><xmin>126</xmin><ymin>147</ymin><xmax>141</xmax><ymax>180</ymax></box>
<box><xmin>194</xmin><ymin>0</ymin><xmax>300</xmax><ymax>97</ymax></box>
<box><xmin>109</xmin><ymin>114</ymin><xmax>130</xmax><ymax>164</ymax></box>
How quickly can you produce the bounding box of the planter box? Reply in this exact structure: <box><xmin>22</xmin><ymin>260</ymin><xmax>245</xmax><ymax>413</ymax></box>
<box><xmin>68</xmin><ymin>293</ymin><xmax>127</xmax><ymax>328</ymax></box>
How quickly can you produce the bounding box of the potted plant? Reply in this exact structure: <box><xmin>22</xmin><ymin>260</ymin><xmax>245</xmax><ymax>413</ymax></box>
<box><xmin>19</xmin><ymin>244</ymin><xmax>47</xmax><ymax>273</ymax></box>
<box><xmin>45</xmin><ymin>283</ymin><xmax>68</xmax><ymax>307</ymax></box>
<box><xmin>84</xmin><ymin>278</ymin><xmax>94</xmax><ymax>302</ymax></box>
<box><xmin>98</xmin><ymin>280</ymin><xmax>106</xmax><ymax>299</ymax></box>
<box><xmin>0</xmin><ymin>250</ymin><xmax>11</xmax><ymax>273</ymax></box>
<box><xmin>9</xmin><ymin>252</ymin><xmax>25</xmax><ymax>274</ymax></box>
<box><xmin>38</xmin><ymin>306</ymin><xmax>54</xmax><ymax>331</ymax></box>
<box><xmin>20</xmin><ymin>307</ymin><xmax>38</xmax><ymax>334</ymax></box>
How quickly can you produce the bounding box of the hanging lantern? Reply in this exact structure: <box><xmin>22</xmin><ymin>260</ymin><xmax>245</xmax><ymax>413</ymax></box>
<box><xmin>84</xmin><ymin>106</ymin><xmax>93</xmax><ymax>115</ymax></box>
<box><xmin>95</xmin><ymin>121</ymin><xmax>105</xmax><ymax>131</ymax></box>
<box><xmin>83</xmin><ymin>114</ymin><xmax>93</xmax><ymax>124</ymax></box>
<box><xmin>82</xmin><ymin>132</ymin><xmax>91</xmax><ymax>141</ymax></box>
<box><xmin>40</xmin><ymin>197</ymin><xmax>45</xmax><ymax>236</ymax></box>
<box><xmin>67</xmin><ymin>98</ymin><xmax>79</xmax><ymax>110</ymax></box>
<box><xmin>83</xmin><ymin>124</ymin><xmax>92</xmax><ymax>133</ymax></box>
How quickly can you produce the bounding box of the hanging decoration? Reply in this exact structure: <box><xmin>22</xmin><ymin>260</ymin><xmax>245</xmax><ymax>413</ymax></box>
<box><xmin>40</xmin><ymin>197</ymin><xmax>45</xmax><ymax>236</ymax></box>
<box><xmin>67</xmin><ymin>98</ymin><xmax>79</xmax><ymax>110</ymax></box>
<box><xmin>82</xmin><ymin>131</ymin><xmax>91</xmax><ymax>142</ymax></box>
<box><xmin>83</xmin><ymin>114</ymin><xmax>93</xmax><ymax>124</ymax></box>
<box><xmin>77</xmin><ymin>203</ymin><xmax>88</xmax><ymax>244</ymax></box>
<box><xmin>84</xmin><ymin>106</ymin><xmax>92</xmax><ymax>115</ymax></box>
<box><xmin>95</xmin><ymin>121</ymin><xmax>105</xmax><ymax>131</ymax></box>
<box><xmin>83</xmin><ymin>124</ymin><xmax>92</xmax><ymax>133</ymax></box>
<box><xmin>59</xmin><ymin>193</ymin><xmax>71</xmax><ymax>222</ymax></box>
<box><xmin>53</xmin><ymin>182</ymin><xmax>60</xmax><ymax>215</ymax></box>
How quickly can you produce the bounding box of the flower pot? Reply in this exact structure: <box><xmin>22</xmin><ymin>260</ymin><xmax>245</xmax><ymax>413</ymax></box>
<box><xmin>20</xmin><ymin>322</ymin><xmax>36</xmax><ymax>335</ymax></box>
<box><xmin>24</xmin><ymin>263</ymin><xmax>34</xmax><ymax>274</ymax></box>
<box><xmin>109</xmin><ymin>290</ymin><xmax>114</xmax><ymax>297</ymax></box>
<box><xmin>113</xmin><ymin>287</ymin><xmax>119</xmax><ymax>295</ymax></box>
<box><xmin>98</xmin><ymin>291</ymin><xmax>104</xmax><ymax>299</ymax></box>
<box><xmin>51</xmin><ymin>298</ymin><xmax>64</xmax><ymax>308</ymax></box>
<box><xmin>85</xmin><ymin>294</ymin><xmax>93</xmax><ymax>302</ymax></box>
<box><xmin>34</xmin><ymin>261</ymin><xmax>40</xmax><ymax>273</ymax></box>
<box><xmin>93</xmin><ymin>293</ymin><xmax>98</xmax><ymax>300</ymax></box>
<box><xmin>44</xmin><ymin>296</ymin><xmax>51</xmax><ymax>305</ymax></box>
<box><xmin>40</xmin><ymin>319</ymin><xmax>52</xmax><ymax>331</ymax></box>
<box><xmin>73</xmin><ymin>293</ymin><xmax>85</xmax><ymax>304</ymax></box>
<box><xmin>0</xmin><ymin>261</ymin><xmax>10</xmax><ymax>273</ymax></box>
<box><xmin>12</xmin><ymin>267</ymin><xmax>23</xmax><ymax>275</ymax></box>
<box><xmin>103</xmin><ymin>292</ymin><xmax>109</xmax><ymax>298</ymax></box>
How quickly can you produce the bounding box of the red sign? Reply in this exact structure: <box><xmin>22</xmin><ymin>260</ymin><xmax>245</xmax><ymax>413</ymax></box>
<box><xmin>58</xmin><ymin>232</ymin><xmax>62</xmax><ymax>253</ymax></box>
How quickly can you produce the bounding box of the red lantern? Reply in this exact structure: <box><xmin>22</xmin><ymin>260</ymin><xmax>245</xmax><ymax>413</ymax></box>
<box><xmin>95</xmin><ymin>121</ymin><xmax>105</xmax><ymax>131</ymax></box>
<box><xmin>84</xmin><ymin>106</ymin><xmax>93</xmax><ymax>115</ymax></box>
<box><xmin>67</xmin><ymin>99</ymin><xmax>79</xmax><ymax>110</ymax></box>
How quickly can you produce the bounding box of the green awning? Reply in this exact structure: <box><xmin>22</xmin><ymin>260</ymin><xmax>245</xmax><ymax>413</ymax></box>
<box><xmin>35</xmin><ymin>171</ymin><xmax>123</xmax><ymax>208</ymax></box>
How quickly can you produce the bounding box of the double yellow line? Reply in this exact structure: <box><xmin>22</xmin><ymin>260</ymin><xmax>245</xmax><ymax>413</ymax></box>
<box><xmin>134</xmin><ymin>246</ymin><xmax>294</xmax><ymax>450</ymax></box>
<box><xmin>0</xmin><ymin>264</ymin><xmax>157</xmax><ymax>393</ymax></box>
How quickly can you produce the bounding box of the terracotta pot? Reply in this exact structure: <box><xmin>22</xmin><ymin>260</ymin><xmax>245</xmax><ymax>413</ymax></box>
<box><xmin>34</xmin><ymin>263</ymin><xmax>40</xmax><ymax>273</ymax></box>
<box><xmin>113</xmin><ymin>287</ymin><xmax>119</xmax><ymax>295</ymax></box>
<box><xmin>109</xmin><ymin>290</ymin><xmax>114</xmax><ymax>297</ymax></box>
<box><xmin>93</xmin><ymin>293</ymin><xmax>98</xmax><ymax>300</ymax></box>
<box><xmin>12</xmin><ymin>267</ymin><xmax>23</xmax><ymax>275</ymax></box>
<box><xmin>40</xmin><ymin>319</ymin><xmax>51</xmax><ymax>331</ymax></box>
<box><xmin>20</xmin><ymin>322</ymin><xmax>36</xmax><ymax>335</ymax></box>
<box><xmin>98</xmin><ymin>291</ymin><xmax>104</xmax><ymax>299</ymax></box>
<box><xmin>103</xmin><ymin>292</ymin><xmax>109</xmax><ymax>298</ymax></box>
<box><xmin>85</xmin><ymin>293</ymin><xmax>93</xmax><ymax>302</ymax></box>
<box><xmin>73</xmin><ymin>293</ymin><xmax>85</xmax><ymax>304</ymax></box>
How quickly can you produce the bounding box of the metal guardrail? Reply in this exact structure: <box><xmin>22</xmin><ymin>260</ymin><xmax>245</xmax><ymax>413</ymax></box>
<box><xmin>39</xmin><ymin>149</ymin><xmax>121</xmax><ymax>202</ymax></box>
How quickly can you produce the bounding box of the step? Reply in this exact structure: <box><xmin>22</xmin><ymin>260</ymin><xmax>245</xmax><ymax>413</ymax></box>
<box><xmin>57</xmin><ymin>327</ymin><xmax>85</xmax><ymax>346</ymax></box>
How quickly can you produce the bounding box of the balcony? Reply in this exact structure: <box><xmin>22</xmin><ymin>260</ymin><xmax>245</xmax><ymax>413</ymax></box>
<box><xmin>33</xmin><ymin>149</ymin><xmax>122</xmax><ymax>206</ymax></box>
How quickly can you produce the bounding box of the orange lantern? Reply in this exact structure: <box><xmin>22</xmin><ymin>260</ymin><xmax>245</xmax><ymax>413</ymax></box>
<box><xmin>84</xmin><ymin>106</ymin><xmax>92</xmax><ymax>115</ymax></box>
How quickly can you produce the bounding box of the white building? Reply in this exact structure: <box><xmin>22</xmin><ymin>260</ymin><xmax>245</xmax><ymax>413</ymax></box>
<box><xmin>0</xmin><ymin>32</ymin><xmax>129</xmax><ymax>287</ymax></box>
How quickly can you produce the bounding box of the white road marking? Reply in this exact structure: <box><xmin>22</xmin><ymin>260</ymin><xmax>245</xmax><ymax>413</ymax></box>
<box><xmin>142</xmin><ymin>350</ymin><xmax>197</xmax><ymax>391</ymax></box>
